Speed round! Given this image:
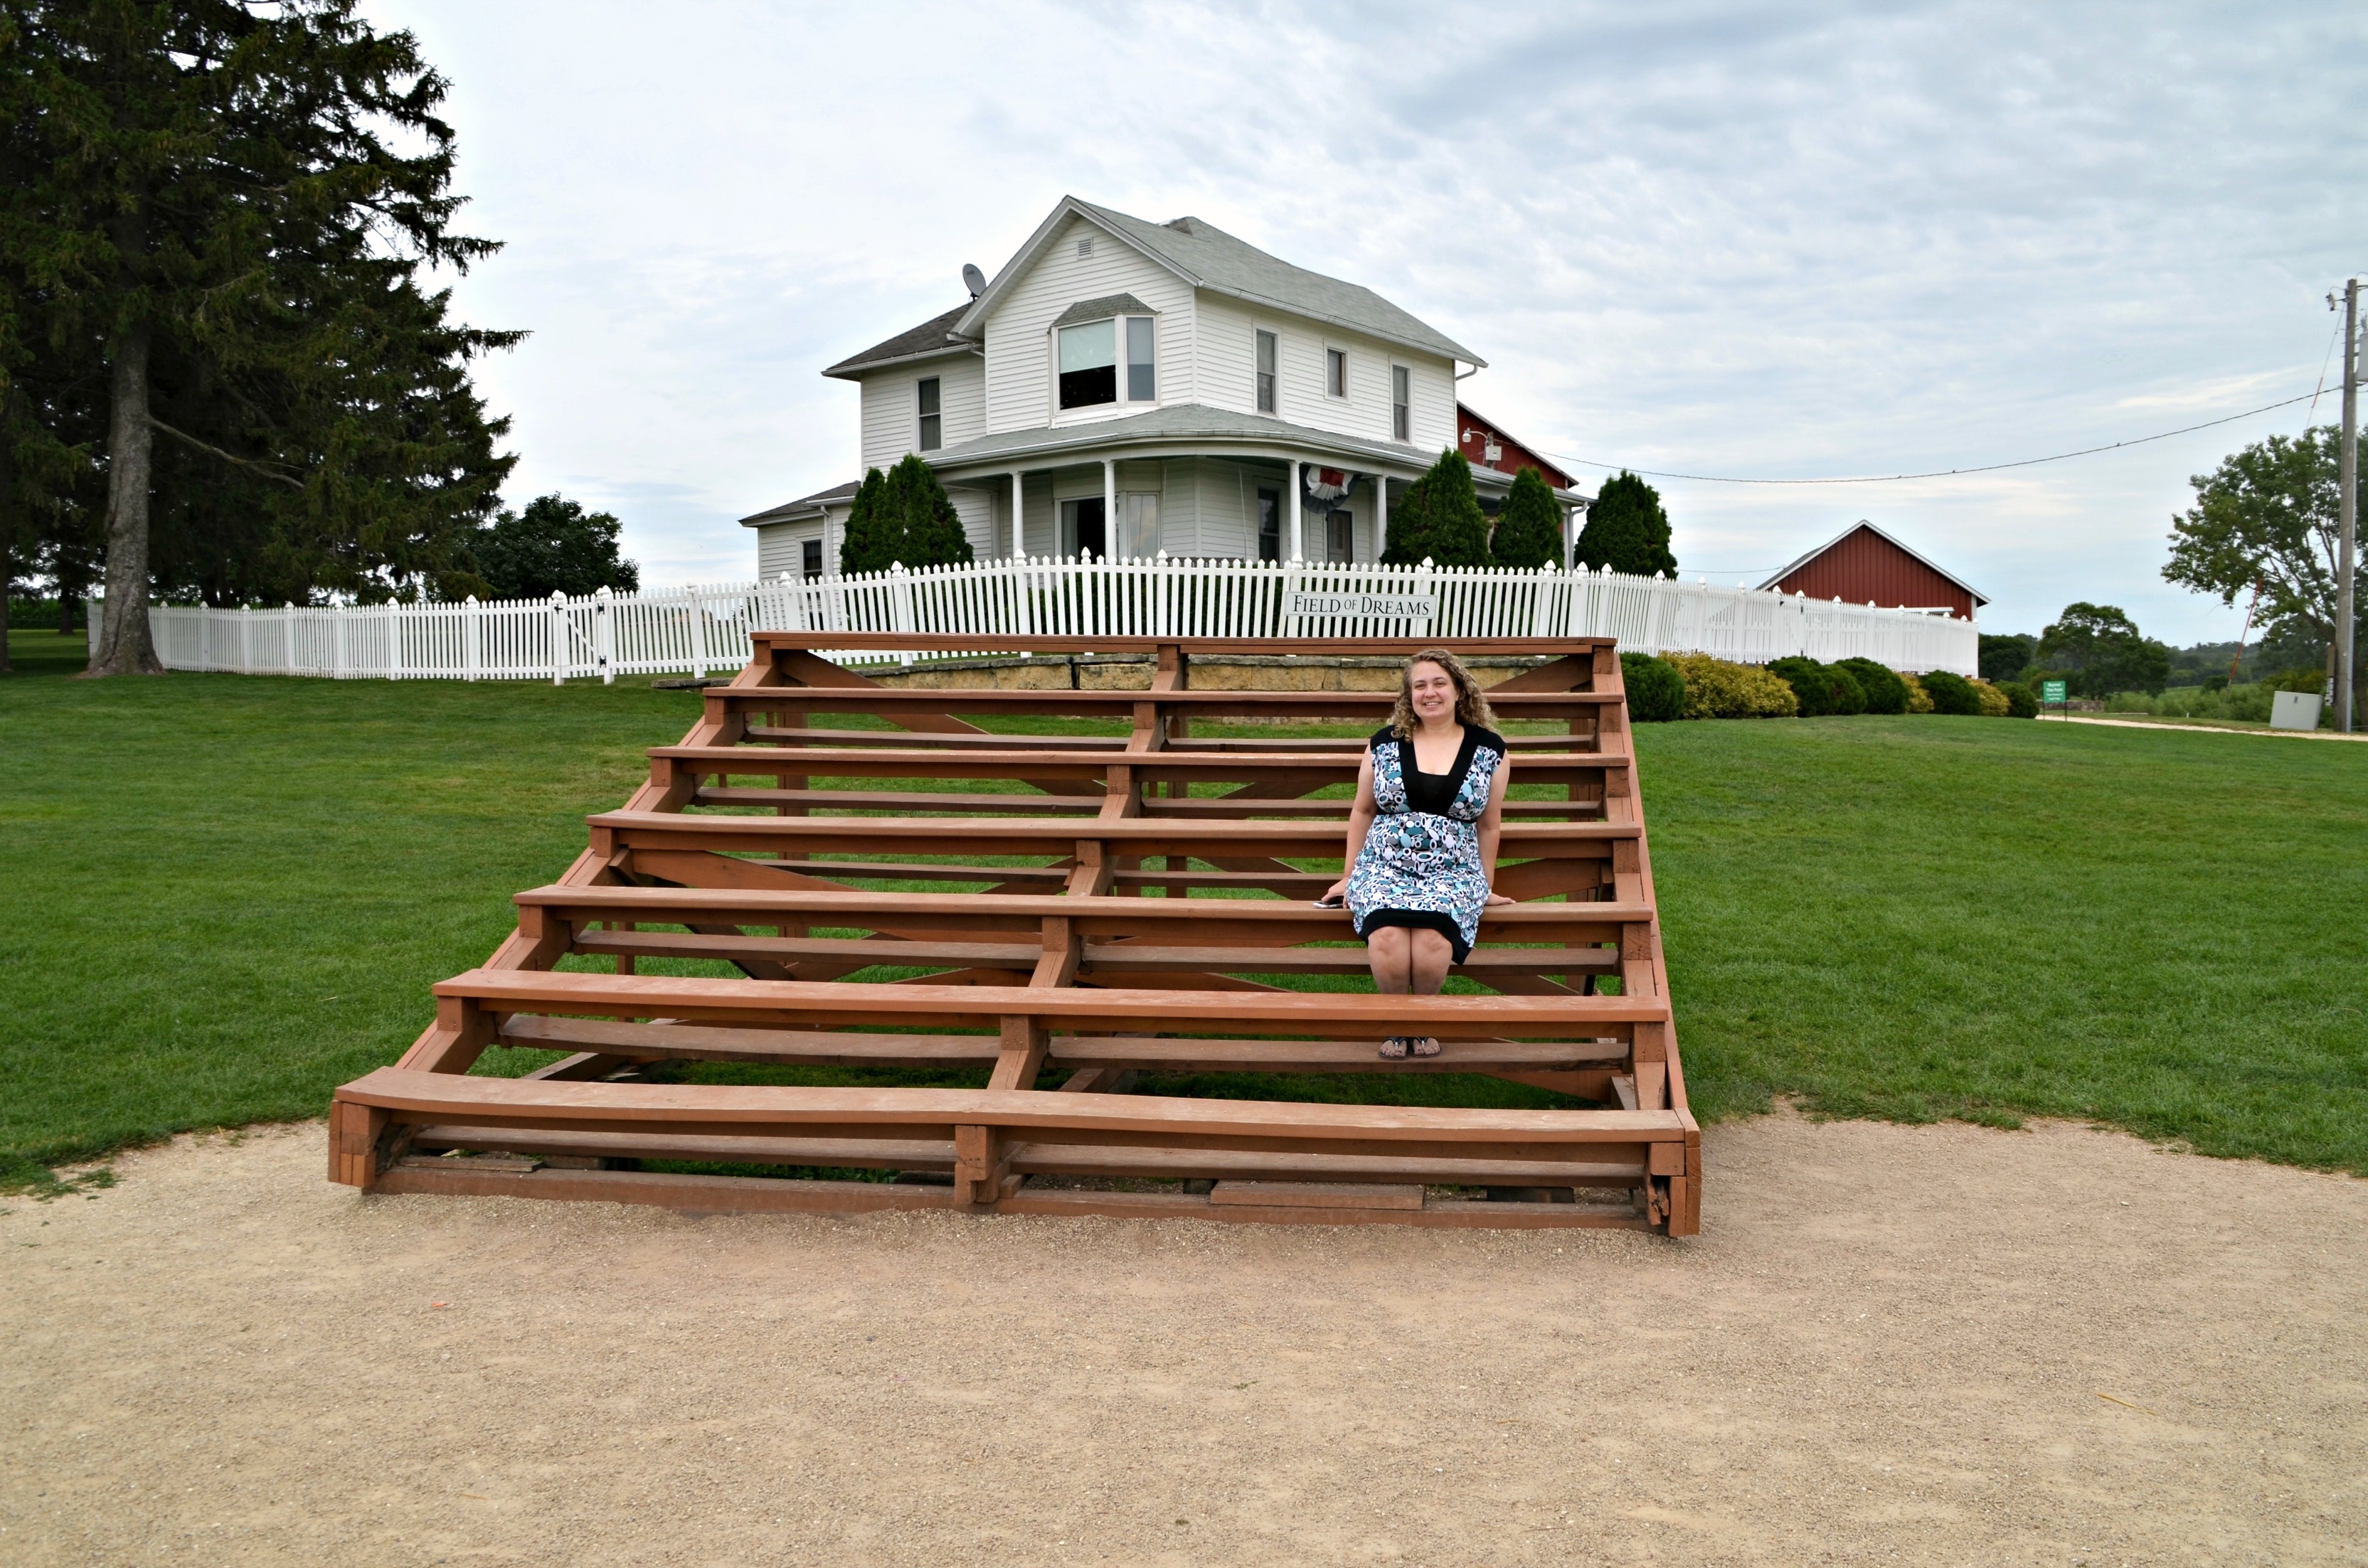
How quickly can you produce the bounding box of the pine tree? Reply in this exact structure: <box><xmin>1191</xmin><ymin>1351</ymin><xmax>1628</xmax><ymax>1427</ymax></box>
<box><xmin>1490</xmin><ymin>466</ymin><xmax>1563</xmax><ymax>569</ymax></box>
<box><xmin>1382</xmin><ymin>449</ymin><xmax>1491</xmax><ymax>567</ymax></box>
<box><xmin>2</xmin><ymin>1</ymin><xmax>519</xmax><ymax>673</ymax></box>
<box><xmin>1576</xmin><ymin>471</ymin><xmax>1677</xmax><ymax>577</ymax></box>
<box><xmin>885</xmin><ymin>454</ymin><xmax>972</xmax><ymax>568</ymax></box>
<box><xmin>837</xmin><ymin>469</ymin><xmax>894</xmax><ymax>575</ymax></box>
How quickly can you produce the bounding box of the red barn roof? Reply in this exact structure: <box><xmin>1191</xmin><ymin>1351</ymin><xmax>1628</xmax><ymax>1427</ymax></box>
<box><xmin>1760</xmin><ymin>521</ymin><xmax>1986</xmax><ymax>619</ymax></box>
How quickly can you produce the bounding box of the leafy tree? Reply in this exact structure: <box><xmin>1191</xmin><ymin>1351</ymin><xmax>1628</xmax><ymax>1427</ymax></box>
<box><xmin>1574</xmin><ymin>470</ymin><xmax>1676</xmax><ymax>577</ymax></box>
<box><xmin>837</xmin><ymin>457</ymin><xmax>971</xmax><ymax>575</ymax></box>
<box><xmin>1381</xmin><ymin>448</ymin><xmax>1490</xmax><ymax>567</ymax></box>
<box><xmin>2035</xmin><ymin>602</ymin><xmax>2172</xmax><ymax>697</ymax></box>
<box><xmin>1978</xmin><ymin>632</ymin><xmax>2036</xmax><ymax>683</ymax></box>
<box><xmin>2164</xmin><ymin>425</ymin><xmax>2362</xmax><ymax>722</ymax></box>
<box><xmin>1488</xmin><ymin>466</ymin><xmax>1563</xmax><ymax>569</ymax></box>
<box><xmin>469</xmin><ymin>494</ymin><xmax>637</xmax><ymax>600</ymax></box>
<box><xmin>1</xmin><ymin>1</ymin><xmax>518</xmax><ymax>674</ymax></box>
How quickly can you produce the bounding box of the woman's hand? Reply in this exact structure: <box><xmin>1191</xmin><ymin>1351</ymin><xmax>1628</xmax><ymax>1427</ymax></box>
<box><xmin>1320</xmin><ymin>877</ymin><xmax>1349</xmax><ymax>907</ymax></box>
<box><xmin>1484</xmin><ymin>889</ymin><xmax>1515</xmax><ymax>907</ymax></box>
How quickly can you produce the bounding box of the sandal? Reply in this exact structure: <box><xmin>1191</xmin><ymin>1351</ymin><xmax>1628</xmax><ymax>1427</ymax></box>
<box><xmin>1410</xmin><ymin>1037</ymin><xmax>1443</xmax><ymax>1058</ymax></box>
<box><xmin>1378</xmin><ymin>1037</ymin><xmax>1411</xmax><ymax>1059</ymax></box>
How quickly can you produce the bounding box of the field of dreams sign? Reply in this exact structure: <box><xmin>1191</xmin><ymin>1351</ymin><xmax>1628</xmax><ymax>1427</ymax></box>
<box><xmin>1289</xmin><ymin>590</ymin><xmax>1435</xmax><ymax>619</ymax></box>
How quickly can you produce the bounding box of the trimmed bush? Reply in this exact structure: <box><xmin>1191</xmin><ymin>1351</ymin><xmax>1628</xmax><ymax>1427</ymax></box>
<box><xmin>1835</xmin><ymin>656</ymin><xmax>1910</xmax><ymax>715</ymax></box>
<box><xmin>1619</xmin><ymin>652</ymin><xmax>1686</xmax><ymax>722</ymax></box>
<box><xmin>1768</xmin><ymin>656</ymin><xmax>1868</xmax><ymax>718</ymax></box>
<box><xmin>1918</xmin><ymin>669</ymin><xmax>1985</xmax><ymax>715</ymax></box>
<box><xmin>1996</xmin><ymin>680</ymin><xmax>2039</xmax><ymax>718</ymax></box>
<box><xmin>1666</xmin><ymin>653</ymin><xmax>1798</xmax><ymax>718</ymax></box>
<box><xmin>1490</xmin><ymin>466</ymin><xmax>1564</xmax><ymax>569</ymax></box>
<box><xmin>1899</xmin><ymin>673</ymin><xmax>1935</xmax><ymax>713</ymax></box>
<box><xmin>1969</xmin><ymin>678</ymin><xmax>2012</xmax><ymax>718</ymax></box>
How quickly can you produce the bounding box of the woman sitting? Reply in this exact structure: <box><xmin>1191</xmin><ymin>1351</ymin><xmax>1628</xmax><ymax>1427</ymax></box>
<box><xmin>1322</xmin><ymin>649</ymin><xmax>1513</xmax><ymax>1058</ymax></box>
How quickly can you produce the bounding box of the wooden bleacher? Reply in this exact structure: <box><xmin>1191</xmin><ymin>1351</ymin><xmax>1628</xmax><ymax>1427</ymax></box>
<box><xmin>330</xmin><ymin>633</ymin><xmax>1700</xmax><ymax>1232</ymax></box>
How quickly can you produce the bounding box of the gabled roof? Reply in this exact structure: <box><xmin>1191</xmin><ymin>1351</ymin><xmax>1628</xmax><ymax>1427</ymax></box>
<box><xmin>821</xmin><ymin>306</ymin><xmax>976</xmax><ymax>380</ymax></box>
<box><xmin>954</xmin><ymin>196</ymin><xmax>1484</xmax><ymax>367</ymax></box>
<box><xmin>739</xmin><ymin>479</ymin><xmax>859</xmax><ymax>528</ymax></box>
<box><xmin>1759</xmin><ymin>520</ymin><xmax>1989</xmax><ymax>607</ymax></box>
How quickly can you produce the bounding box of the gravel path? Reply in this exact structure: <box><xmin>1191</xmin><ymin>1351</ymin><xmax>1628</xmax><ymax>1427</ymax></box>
<box><xmin>5</xmin><ymin>1111</ymin><xmax>2364</xmax><ymax>1566</ymax></box>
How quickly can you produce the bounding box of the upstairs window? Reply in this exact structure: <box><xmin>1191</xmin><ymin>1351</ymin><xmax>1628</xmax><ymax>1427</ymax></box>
<box><xmin>1058</xmin><ymin>320</ymin><xmax>1116</xmax><ymax>408</ymax></box>
<box><xmin>1391</xmin><ymin>365</ymin><xmax>1410</xmax><ymax>442</ymax></box>
<box><xmin>916</xmin><ymin>376</ymin><xmax>942</xmax><ymax>451</ymax></box>
<box><xmin>1255</xmin><ymin>331</ymin><xmax>1277</xmax><ymax>413</ymax></box>
<box><xmin>1127</xmin><ymin>317</ymin><xmax>1156</xmax><ymax>402</ymax></box>
<box><xmin>1327</xmin><ymin>347</ymin><xmax>1348</xmax><ymax>398</ymax></box>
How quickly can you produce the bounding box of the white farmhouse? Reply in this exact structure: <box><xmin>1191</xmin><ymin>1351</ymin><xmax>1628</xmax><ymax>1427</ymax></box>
<box><xmin>743</xmin><ymin>196</ymin><xmax>1585</xmax><ymax>578</ymax></box>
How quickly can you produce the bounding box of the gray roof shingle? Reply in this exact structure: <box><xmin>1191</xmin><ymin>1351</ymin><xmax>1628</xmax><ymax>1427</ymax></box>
<box><xmin>1071</xmin><ymin>201</ymin><xmax>1482</xmax><ymax>366</ymax></box>
<box><xmin>821</xmin><ymin>306</ymin><xmax>975</xmax><ymax>380</ymax></box>
<box><xmin>1050</xmin><ymin>293</ymin><xmax>1156</xmax><ymax>329</ymax></box>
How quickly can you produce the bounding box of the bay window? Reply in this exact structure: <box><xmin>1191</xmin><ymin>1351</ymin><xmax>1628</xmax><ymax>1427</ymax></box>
<box><xmin>1058</xmin><ymin>312</ymin><xmax>1157</xmax><ymax>411</ymax></box>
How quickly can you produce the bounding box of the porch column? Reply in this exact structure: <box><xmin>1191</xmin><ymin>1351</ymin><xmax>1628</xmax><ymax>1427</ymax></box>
<box><xmin>1292</xmin><ymin>462</ymin><xmax>1305</xmax><ymax>561</ymax></box>
<box><xmin>1009</xmin><ymin>471</ymin><xmax>1024</xmax><ymax>558</ymax></box>
<box><xmin>1374</xmin><ymin>474</ymin><xmax>1389</xmax><ymax>563</ymax></box>
<box><xmin>1563</xmin><ymin>503</ymin><xmax>1578</xmax><ymax>569</ymax></box>
<box><xmin>1101</xmin><ymin>459</ymin><xmax>1116</xmax><ymax>560</ymax></box>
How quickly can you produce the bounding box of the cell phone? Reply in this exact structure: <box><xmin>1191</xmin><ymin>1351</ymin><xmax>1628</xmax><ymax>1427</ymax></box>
<box><xmin>1312</xmin><ymin>894</ymin><xmax>1346</xmax><ymax>909</ymax></box>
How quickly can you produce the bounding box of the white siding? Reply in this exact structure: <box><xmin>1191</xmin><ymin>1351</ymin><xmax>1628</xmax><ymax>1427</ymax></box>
<box><xmin>1189</xmin><ymin>293</ymin><xmax>1456</xmax><ymax>454</ymax></box>
<box><xmin>755</xmin><ymin>521</ymin><xmax>821</xmax><ymax>580</ymax></box>
<box><xmin>950</xmin><ymin>486</ymin><xmax>995</xmax><ymax>561</ymax></box>
<box><xmin>856</xmin><ymin>353</ymin><xmax>984</xmax><ymax>473</ymax></box>
<box><xmin>979</xmin><ymin>216</ymin><xmax>1195</xmax><ymax>434</ymax></box>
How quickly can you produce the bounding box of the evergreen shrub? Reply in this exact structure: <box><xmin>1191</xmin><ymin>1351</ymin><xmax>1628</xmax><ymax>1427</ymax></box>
<box><xmin>1767</xmin><ymin>656</ymin><xmax>1867</xmax><ymax>716</ymax></box>
<box><xmin>1835</xmin><ymin>656</ymin><xmax>1910</xmax><ymax>714</ymax></box>
<box><xmin>1899</xmin><ymin>673</ymin><xmax>1935</xmax><ymax>713</ymax></box>
<box><xmin>1996</xmin><ymin>681</ymin><xmax>2039</xmax><ymax>718</ymax></box>
<box><xmin>1665</xmin><ymin>653</ymin><xmax>1798</xmax><ymax>718</ymax></box>
<box><xmin>839</xmin><ymin>457</ymin><xmax>973</xmax><ymax>575</ymax></box>
<box><xmin>1918</xmin><ymin>670</ymin><xmax>1985</xmax><ymax>715</ymax></box>
<box><xmin>1383</xmin><ymin>449</ymin><xmax>1492</xmax><ymax>567</ymax></box>
<box><xmin>1575</xmin><ymin>471</ymin><xmax>1677</xmax><ymax>577</ymax></box>
<box><xmin>1619</xmin><ymin>652</ymin><xmax>1686</xmax><ymax>722</ymax></box>
<box><xmin>1490</xmin><ymin>467</ymin><xmax>1564</xmax><ymax>569</ymax></box>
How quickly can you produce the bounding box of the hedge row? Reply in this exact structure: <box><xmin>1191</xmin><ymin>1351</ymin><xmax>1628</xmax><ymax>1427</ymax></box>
<box><xmin>1615</xmin><ymin>652</ymin><xmax>2036</xmax><ymax>722</ymax></box>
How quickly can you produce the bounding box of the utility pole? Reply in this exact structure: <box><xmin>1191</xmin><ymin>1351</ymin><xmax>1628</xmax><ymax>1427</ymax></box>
<box><xmin>2340</xmin><ymin>279</ymin><xmax>2358</xmax><ymax>732</ymax></box>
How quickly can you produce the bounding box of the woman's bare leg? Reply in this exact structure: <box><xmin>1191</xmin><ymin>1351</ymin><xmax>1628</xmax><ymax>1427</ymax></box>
<box><xmin>1408</xmin><ymin>929</ymin><xmax>1453</xmax><ymax>994</ymax></box>
<box><xmin>1407</xmin><ymin>929</ymin><xmax>1454</xmax><ymax>1056</ymax></box>
<box><xmin>1367</xmin><ymin>925</ymin><xmax>1413</xmax><ymax>993</ymax></box>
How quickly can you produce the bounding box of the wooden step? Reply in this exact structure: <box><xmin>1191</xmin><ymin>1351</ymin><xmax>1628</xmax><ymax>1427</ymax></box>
<box><xmin>439</xmin><ymin>968</ymin><xmax>1665</xmax><ymax>1040</ymax></box>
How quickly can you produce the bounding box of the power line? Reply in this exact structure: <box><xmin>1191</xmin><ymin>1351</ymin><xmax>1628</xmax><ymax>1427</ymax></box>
<box><xmin>1544</xmin><ymin>388</ymin><xmax>2327</xmax><ymax>486</ymax></box>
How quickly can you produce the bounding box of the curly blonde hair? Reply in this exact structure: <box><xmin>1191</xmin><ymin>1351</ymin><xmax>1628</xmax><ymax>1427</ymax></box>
<box><xmin>1389</xmin><ymin>648</ymin><xmax>1497</xmax><ymax>738</ymax></box>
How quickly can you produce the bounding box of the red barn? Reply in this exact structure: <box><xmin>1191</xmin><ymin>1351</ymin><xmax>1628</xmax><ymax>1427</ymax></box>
<box><xmin>1456</xmin><ymin>403</ymin><xmax>1574</xmax><ymax>490</ymax></box>
<box><xmin>1760</xmin><ymin>521</ymin><xmax>1985</xmax><ymax>621</ymax></box>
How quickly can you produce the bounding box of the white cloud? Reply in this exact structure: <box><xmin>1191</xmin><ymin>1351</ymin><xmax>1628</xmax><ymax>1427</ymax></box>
<box><xmin>371</xmin><ymin>0</ymin><xmax>2367</xmax><ymax>639</ymax></box>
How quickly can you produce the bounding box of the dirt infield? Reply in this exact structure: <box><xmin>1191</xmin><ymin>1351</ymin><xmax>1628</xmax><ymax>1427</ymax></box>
<box><xmin>4</xmin><ymin>1109</ymin><xmax>2363</xmax><ymax>1566</ymax></box>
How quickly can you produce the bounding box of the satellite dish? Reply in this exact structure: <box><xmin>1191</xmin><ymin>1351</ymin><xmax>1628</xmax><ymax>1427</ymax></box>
<box><xmin>962</xmin><ymin>262</ymin><xmax>987</xmax><ymax>299</ymax></box>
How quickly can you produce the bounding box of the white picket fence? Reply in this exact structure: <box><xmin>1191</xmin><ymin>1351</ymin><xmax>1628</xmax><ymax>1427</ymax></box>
<box><xmin>100</xmin><ymin>556</ymin><xmax>1977</xmax><ymax>680</ymax></box>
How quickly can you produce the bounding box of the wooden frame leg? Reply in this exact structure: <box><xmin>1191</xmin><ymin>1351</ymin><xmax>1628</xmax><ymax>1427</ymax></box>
<box><xmin>329</xmin><ymin>1099</ymin><xmax>392</xmax><ymax>1189</ymax></box>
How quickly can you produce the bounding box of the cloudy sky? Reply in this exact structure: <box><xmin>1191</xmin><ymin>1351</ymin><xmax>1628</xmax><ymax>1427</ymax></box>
<box><xmin>368</xmin><ymin>0</ymin><xmax>2364</xmax><ymax>642</ymax></box>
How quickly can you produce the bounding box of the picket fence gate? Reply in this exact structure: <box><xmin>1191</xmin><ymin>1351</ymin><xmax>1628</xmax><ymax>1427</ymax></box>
<box><xmin>99</xmin><ymin>555</ymin><xmax>1978</xmax><ymax>680</ymax></box>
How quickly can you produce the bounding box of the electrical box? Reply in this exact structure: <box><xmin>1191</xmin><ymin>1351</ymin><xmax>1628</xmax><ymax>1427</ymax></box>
<box><xmin>2271</xmin><ymin>690</ymin><xmax>2324</xmax><ymax>731</ymax></box>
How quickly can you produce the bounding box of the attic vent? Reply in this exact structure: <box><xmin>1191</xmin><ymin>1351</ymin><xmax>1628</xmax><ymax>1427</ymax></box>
<box><xmin>1076</xmin><ymin>236</ymin><xmax>1094</xmax><ymax>258</ymax></box>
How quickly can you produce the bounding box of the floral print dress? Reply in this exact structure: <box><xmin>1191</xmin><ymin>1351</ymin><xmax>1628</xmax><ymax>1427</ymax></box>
<box><xmin>1344</xmin><ymin>724</ymin><xmax>1507</xmax><ymax>964</ymax></box>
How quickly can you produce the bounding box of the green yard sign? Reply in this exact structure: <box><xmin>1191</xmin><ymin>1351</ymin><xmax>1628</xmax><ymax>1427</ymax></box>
<box><xmin>2042</xmin><ymin>680</ymin><xmax>2067</xmax><ymax>704</ymax></box>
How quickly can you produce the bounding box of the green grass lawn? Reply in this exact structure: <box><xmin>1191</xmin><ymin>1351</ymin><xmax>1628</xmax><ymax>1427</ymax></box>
<box><xmin>5</xmin><ymin>622</ymin><xmax>2365</xmax><ymax>1187</ymax></box>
